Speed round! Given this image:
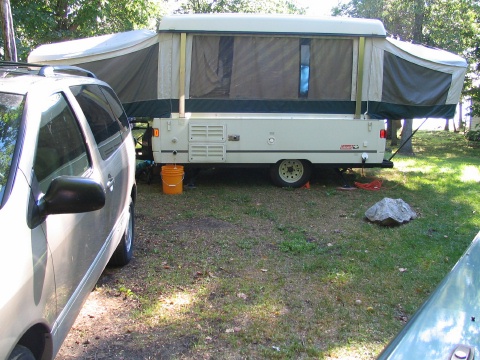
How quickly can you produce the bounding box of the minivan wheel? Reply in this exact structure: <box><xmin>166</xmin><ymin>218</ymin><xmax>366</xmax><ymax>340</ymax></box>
<box><xmin>109</xmin><ymin>196</ymin><xmax>134</xmax><ymax>267</ymax></box>
<box><xmin>270</xmin><ymin>159</ymin><xmax>312</xmax><ymax>188</ymax></box>
<box><xmin>8</xmin><ymin>345</ymin><xmax>35</xmax><ymax>360</ymax></box>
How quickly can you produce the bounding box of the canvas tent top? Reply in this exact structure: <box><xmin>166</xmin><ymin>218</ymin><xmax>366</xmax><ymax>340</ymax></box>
<box><xmin>29</xmin><ymin>29</ymin><xmax>158</xmax><ymax>63</ymax></box>
<box><xmin>28</xmin><ymin>14</ymin><xmax>467</xmax><ymax>120</ymax></box>
<box><xmin>157</xmin><ymin>13</ymin><xmax>387</xmax><ymax>37</ymax></box>
<box><xmin>387</xmin><ymin>37</ymin><xmax>467</xmax><ymax>67</ymax></box>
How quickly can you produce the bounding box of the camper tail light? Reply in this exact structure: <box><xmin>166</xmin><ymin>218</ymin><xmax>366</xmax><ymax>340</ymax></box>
<box><xmin>380</xmin><ymin>129</ymin><xmax>387</xmax><ymax>139</ymax></box>
<box><xmin>153</xmin><ymin>128</ymin><xmax>160</xmax><ymax>137</ymax></box>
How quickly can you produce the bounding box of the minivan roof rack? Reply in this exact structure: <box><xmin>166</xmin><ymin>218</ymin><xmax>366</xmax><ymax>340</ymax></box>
<box><xmin>0</xmin><ymin>61</ymin><xmax>97</xmax><ymax>78</ymax></box>
<box><xmin>38</xmin><ymin>65</ymin><xmax>97</xmax><ymax>78</ymax></box>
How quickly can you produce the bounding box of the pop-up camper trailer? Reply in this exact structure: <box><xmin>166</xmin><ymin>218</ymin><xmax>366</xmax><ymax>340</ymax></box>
<box><xmin>29</xmin><ymin>14</ymin><xmax>467</xmax><ymax>187</ymax></box>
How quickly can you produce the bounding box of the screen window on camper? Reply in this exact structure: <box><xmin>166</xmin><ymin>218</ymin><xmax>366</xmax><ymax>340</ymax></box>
<box><xmin>189</xmin><ymin>35</ymin><xmax>353</xmax><ymax>101</ymax></box>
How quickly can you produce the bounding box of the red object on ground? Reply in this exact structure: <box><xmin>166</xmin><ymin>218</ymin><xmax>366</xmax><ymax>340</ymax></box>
<box><xmin>302</xmin><ymin>181</ymin><xmax>310</xmax><ymax>189</ymax></box>
<box><xmin>354</xmin><ymin>179</ymin><xmax>382</xmax><ymax>190</ymax></box>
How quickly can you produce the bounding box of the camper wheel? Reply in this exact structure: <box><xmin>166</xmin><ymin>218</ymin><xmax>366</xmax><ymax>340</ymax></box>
<box><xmin>270</xmin><ymin>159</ymin><xmax>311</xmax><ymax>188</ymax></box>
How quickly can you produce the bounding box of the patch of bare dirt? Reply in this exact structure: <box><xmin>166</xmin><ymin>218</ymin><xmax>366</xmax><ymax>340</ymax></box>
<box><xmin>56</xmin><ymin>268</ymin><xmax>208</xmax><ymax>360</ymax></box>
<box><xmin>57</xmin><ymin>285</ymin><xmax>139</xmax><ymax>359</ymax></box>
<box><xmin>166</xmin><ymin>217</ymin><xmax>233</xmax><ymax>232</ymax></box>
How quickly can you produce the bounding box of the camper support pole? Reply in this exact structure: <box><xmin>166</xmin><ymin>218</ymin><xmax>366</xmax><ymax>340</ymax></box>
<box><xmin>179</xmin><ymin>32</ymin><xmax>186</xmax><ymax>118</ymax></box>
<box><xmin>355</xmin><ymin>37</ymin><xmax>365</xmax><ymax>119</ymax></box>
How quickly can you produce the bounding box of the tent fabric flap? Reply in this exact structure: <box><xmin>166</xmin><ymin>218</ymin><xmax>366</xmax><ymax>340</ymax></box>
<box><xmin>367</xmin><ymin>37</ymin><xmax>467</xmax><ymax>117</ymax></box>
<box><xmin>381</xmin><ymin>51</ymin><xmax>452</xmax><ymax>106</ymax></box>
<box><xmin>77</xmin><ymin>43</ymin><xmax>159</xmax><ymax>104</ymax></box>
<box><xmin>28</xmin><ymin>29</ymin><xmax>162</xmax><ymax>106</ymax></box>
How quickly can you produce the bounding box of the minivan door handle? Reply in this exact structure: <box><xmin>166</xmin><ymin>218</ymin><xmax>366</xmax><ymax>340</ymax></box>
<box><xmin>106</xmin><ymin>174</ymin><xmax>115</xmax><ymax>191</ymax></box>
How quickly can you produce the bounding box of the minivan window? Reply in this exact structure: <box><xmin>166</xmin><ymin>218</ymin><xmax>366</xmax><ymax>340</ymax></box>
<box><xmin>70</xmin><ymin>84</ymin><xmax>123</xmax><ymax>159</ymax></box>
<box><xmin>99</xmin><ymin>86</ymin><xmax>130</xmax><ymax>136</ymax></box>
<box><xmin>0</xmin><ymin>93</ymin><xmax>25</xmax><ymax>205</ymax></box>
<box><xmin>34</xmin><ymin>92</ymin><xmax>90</xmax><ymax>193</ymax></box>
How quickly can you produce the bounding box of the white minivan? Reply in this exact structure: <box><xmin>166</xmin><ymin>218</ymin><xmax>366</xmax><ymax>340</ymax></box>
<box><xmin>0</xmin><ymin>62</ymin><xmax>136</xmax><ymax>360</ymax></box>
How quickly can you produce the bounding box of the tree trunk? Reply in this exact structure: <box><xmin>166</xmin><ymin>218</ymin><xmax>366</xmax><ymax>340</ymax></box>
<box><xmin>412</xmin><ymin>0</ymin><xmax>425</xmax><ymax>43</ymax></box>
<box><xmin>396</xmin><ymin>0</ymin><xmax>423</xmax><ymax>156</ymax></box>
<box><xmin>390</xmin><ymin>120</ymin><xmax>401</xmax><ymax>146</ymax></box>
<box><xmin>458</xmin><ymin>101</ymin><xmax>463</xmax><ymax>132</ymax></box>
<box><xmin>399</xmin><ymin>119</ymin><xmax>414</xmax><ymax>155</ymax></box>
<box><xmin>386</xmin><ymin>119</ymin><xmax>393</xmax><ymax>139</ymax></box>
<box><xmin>0</xmin><ymin>0</ymin><xmax>17</xmax><ymax>61</ymax></box>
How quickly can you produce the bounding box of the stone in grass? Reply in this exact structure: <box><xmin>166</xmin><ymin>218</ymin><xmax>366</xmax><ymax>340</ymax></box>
<box><xmin>365</xmin><ymin>198</ymin><xmax>417</xmax><ymax>226</ymax></box>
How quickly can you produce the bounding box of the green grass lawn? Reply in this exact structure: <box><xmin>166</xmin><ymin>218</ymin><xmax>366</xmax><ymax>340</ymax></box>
<box><xmin>116</xmin><ymin>130</ymin><xmax>480</xmax><ymax>359</ymax></box>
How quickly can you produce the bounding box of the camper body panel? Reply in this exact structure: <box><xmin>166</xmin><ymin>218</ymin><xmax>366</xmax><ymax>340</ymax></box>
<box><xmin>152</xmin><ymin>113</ymin><xmax>386</xmax><ymax>166</ymax></box>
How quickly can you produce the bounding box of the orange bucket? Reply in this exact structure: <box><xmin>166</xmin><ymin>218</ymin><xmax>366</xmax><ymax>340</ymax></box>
<box><xmin>161</xmin><ymin>165</ymin><xmax>184</xmax><ymax>194</ymax></box>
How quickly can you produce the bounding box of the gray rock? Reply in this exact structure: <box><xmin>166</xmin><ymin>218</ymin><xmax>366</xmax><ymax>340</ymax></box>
<box><xmin>365</xmin><ymin>198</ymin><xmax>417</xmax><ymax>226</ymax></box>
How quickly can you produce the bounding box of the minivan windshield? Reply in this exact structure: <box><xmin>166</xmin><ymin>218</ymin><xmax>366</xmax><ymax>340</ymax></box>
<box><xmin>0</xmin><ymin>93</ymin><xmax>25</xmax><ymax>204</ymax></box>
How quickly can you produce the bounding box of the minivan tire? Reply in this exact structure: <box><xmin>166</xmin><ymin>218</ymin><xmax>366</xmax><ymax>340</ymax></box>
<box><xmin>109</xmin><ymin>196</ymin><xmax>134</xmax><ymax>267</ymax></box>
<box><xmin>8</xmin><ymin>345</ymin><xmax>35</xmax><ymax>360</ymax></box>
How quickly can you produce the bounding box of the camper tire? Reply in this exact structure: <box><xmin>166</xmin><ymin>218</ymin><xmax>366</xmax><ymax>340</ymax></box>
<box><xmin>270</xmin><ymin>159</ymin><xmax>311</xmax><ymax>188</ymax></box>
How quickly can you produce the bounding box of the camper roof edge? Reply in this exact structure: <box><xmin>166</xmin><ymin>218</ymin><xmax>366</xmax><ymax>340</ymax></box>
<box><xmin>158</xmin><ymin>13</ymin><xmax>387</xmax><ymax>38</ymax></box>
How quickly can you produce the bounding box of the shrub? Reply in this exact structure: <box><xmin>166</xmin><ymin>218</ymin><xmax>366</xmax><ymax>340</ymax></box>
<box><xmin>466</xmin><ymin>124</ymin><xmax>480</xmax><ymax>142</ymax></box>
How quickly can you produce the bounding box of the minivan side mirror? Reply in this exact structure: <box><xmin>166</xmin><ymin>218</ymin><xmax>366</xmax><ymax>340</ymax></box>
<box><xmin>29</xmin><ymin>176</ymin><xmax>106</xmax><ymax>229</ymax></box>
<box><xmin>39</xmin><ymin>176</ymin><xmax>106</xmax><ymax>216</ymax></box>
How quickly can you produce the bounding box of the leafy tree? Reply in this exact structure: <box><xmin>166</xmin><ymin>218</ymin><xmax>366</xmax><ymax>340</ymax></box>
<box><xmin>332</xmin><ymin>0</ymin><xmax>384</xmax><ymax>19</ymax></box>
<box><xmin>6</xmin><ymin>0</ymin><xmax>304</xmax><ymax>60</ymax></box>
<box><xmin>463</xmin><ymin>2</ymin><xmax>480</xmax><ymax>125</ymax></box>
<box><xmin>0</xmin><ymin>0</ymin><xmax>16</xmax><ymax>60</ymax></box>
<box><xmin>9</xmin><ymin>0</ymin><xmax>160</xmax><ymax>60</ymax></box>
<box><xmin>467</xmin><ymin>43</ymin><xmax>480</xmax><ymax>119</ymax></box>
<box><xmin>333</xmin><ymin>0</ymin><xmax>478</xmax><ymax>153</ymax></box>
<box><xmin>0</xmin><ymin>95</ymin><xmax>23</xmax><ymax>190</ymax></box>
<box><xmin>174</xmin><ymin>0</ymin><xmax>305</xmax><ymax>14</ymax></box>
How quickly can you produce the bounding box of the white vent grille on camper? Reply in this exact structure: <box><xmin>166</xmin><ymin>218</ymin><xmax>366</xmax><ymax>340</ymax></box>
<box><xmin>189</xmin><ymin>144</ymin><xmax>226</xmax><ymax>162</ymax></box>
<box><xmin>189</xmin><ymin>124</ymin><xmax>226</xmax><ymax>142</ymax></box>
